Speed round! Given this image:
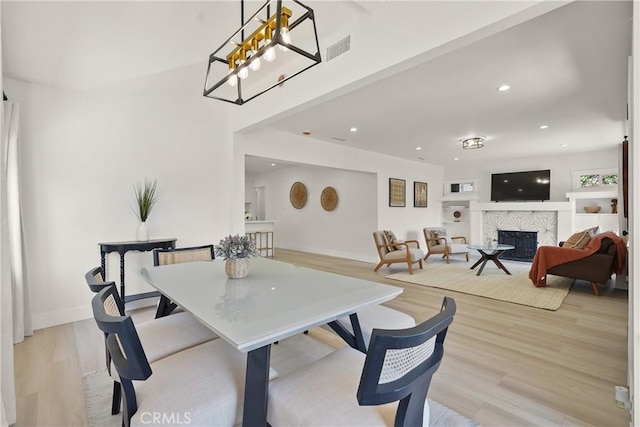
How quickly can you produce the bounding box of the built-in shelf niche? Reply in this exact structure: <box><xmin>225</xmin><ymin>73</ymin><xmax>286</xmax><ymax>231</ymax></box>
<box><xmin>442</xmin><ymin>178</ymin><xmax>479</xmax><ymax>202</ymax></box>
<box><xmin>566</xmin><ymin>189</ymin><xmax>620</xmax><ymax>234</ymax></box>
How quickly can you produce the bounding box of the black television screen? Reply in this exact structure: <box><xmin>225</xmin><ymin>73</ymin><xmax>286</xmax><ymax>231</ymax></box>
<box><xmin>491</xmin><ymin>170</ymin><xmax>551</xmax><ymax>201</ymax></box>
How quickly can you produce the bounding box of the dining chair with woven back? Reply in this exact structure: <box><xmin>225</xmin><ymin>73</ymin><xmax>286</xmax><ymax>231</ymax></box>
<box><xmin>152</xmin><ymin>244</ymin><xmax>215</xmax><ymax>318</ymax></box>
<box><xmin>84</xmin><ymin>267</ymin><xmax>217</xmax><ymax>415</ymax></box>
<box><xmin>92</xmin><ymin>285</ymin><xmax>278</xmax><ymax>427</ymax></box>
<box><xmin>267</xmin><ymin>297</ymin><xmax>456</xmax><ymax>427</ymax></box>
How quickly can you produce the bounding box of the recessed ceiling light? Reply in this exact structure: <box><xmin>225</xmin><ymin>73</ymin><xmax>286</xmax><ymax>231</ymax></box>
<box><xmin>497</xmin><ymin>84</ymin><xmax>511</xmax><ymax>92</ymax></box>
<box><xmin>350</xmin><ymin>127</ymin><xmax>358</xmax><ymax>132</ymax></box>
<box><xmin>271</xmin><ymin>163</ymin><xmax>276</xmax><ymax>166</ymax></box>
<box><xmin>416</xmin><ymin>147</ymin><xmax>422</xmax><ymax>150</ymax></box>
<box><xmin>454</xmin><ymin>157</ymin><xmax>459</xmax><ymax>161</ymax></box>
<box><xmin>560</xmin><ymin>144</ymin><xmax>568</xmax><ymax>148</ymax></box>
<box><xmin>540</xmin><ymin>125</ymin><xmax>549</xmax><ymax>129</ymax></box>
<box><xmin>302</xmin><ymin>131</ymin><xmax>312</xmax><ymax>136</ymax></box>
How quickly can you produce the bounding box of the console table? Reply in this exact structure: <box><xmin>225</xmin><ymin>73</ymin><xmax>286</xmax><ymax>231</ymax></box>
<box><xmin>99</xmin><ymin>238</ymin><xmax>177</xmax><ymax>303</ymax></box>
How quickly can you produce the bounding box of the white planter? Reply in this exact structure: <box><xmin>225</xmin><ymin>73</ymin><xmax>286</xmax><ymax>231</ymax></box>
<box><xmin>136</xmin><ymin>222</ymin><xmax>149</xmax><ymax>241</ymax></box>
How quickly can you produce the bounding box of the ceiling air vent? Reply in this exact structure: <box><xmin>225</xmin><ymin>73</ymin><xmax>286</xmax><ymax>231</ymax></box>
<box><xmin>331</xmin><ymin>137</ymin><xmax>347</xmax><ymax>142</ymax></box>
<box><xmin>326</xmin><ymin>35</ymin><xmax>350</xmax><ymax>62</ymax></box>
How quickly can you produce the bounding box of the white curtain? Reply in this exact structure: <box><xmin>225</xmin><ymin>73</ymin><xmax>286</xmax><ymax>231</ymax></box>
<box><xmin>1</xmin><ymin>100</ymin><xmax>33</xmax><ymax>426</ymax></box>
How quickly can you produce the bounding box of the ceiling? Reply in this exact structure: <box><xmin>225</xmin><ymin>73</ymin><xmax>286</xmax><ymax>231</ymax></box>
<box><xmin>1</xmin><ymin>1</ymin><xmax>368</xmax><ymax>91</ymax></box>
<box><xmin>1</xmin><ymin>1</ymin><xmax>633</xmax><ymax>174</ymax></box>
<box><xmin>265</xmin><ymin>0</ymin><xmax>633</xmax><ymax>171</ymax></box>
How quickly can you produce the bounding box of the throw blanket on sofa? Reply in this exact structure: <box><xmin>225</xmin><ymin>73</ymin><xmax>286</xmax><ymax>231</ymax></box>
<box><xmin>529</xmin><ymin>232</ymin><xmax>627</xmax><ymax>287</ymax></box>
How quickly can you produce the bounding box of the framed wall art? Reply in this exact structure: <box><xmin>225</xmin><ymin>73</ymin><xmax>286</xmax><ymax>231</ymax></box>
<box><xmin>414</xmin><ymin>181</ymin><xmax>428</xmax><ymax>207</ymax></box>
<box><xmin>388</xmin><ymin>178</ymin><xmax>406</xmax><ymax>207</ymax></box>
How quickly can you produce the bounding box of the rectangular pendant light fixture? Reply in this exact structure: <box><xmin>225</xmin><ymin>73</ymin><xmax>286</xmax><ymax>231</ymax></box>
<box><xmin>203</xmin><ymin>0</ymin><xmax>321</xmax><ymax>105</ymax></box>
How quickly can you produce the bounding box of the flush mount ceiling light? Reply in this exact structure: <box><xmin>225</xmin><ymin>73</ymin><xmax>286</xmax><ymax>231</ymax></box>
<box><xmin>203</xmin><ymin>0</ymin><xmax>321</xmax><ymax>105</ymax></box>
<box><xmin>461</xmin><ymin>137</ymin><xmax>485</xmax><ymax>149</ymax></box>
<box><xmin>497</xmin><ymin>84</ymin><xmax>511</xmax><ymax>92</ymax></box>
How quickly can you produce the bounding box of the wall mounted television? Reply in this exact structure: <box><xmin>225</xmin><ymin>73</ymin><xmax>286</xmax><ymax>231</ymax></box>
<box><xmin>491</xmin><ymin>170</ymin><xmax>551</xmax><ymax>202</ymax></box>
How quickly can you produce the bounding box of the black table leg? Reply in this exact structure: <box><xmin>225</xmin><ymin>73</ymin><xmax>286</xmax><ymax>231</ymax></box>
<box><xmin>492</xmin><ymin>256</ymin><xmax>512</xmax><ymax>275</ymax></box>
<box><xmin>119</xmin><ymin>251</ymin><xmax>126</xmax><ymax>301</ymax></box>
<box><xmin>470</xmin><ymin>257</ymin><xmax>484</xmax><ymax>270</ymax></box>
<box><xmin>471</xmin><ymin>249</ymin><xmax>512</xmax><ymax>276</ymax></box>
<box><xmin>243</xmin><ymin>345</ymin><xmax>271</xmax><ymax>427</ymax></box>
<box><xmin>476</xmin><ymin>258</ymin><xmax>489</xmax><ymax>276</ymax></box>
<box><xmin>100</xmin><ymin>251</ymin><xmax>106</xmax><ymax>280</ymax></box>
<box><xmin>327</xmin><ymin>313</ymin><xmax>367</xmax><ymax>353</ymax></box>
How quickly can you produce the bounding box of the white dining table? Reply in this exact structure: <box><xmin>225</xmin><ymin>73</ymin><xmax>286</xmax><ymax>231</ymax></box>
<box><xmin>138</xmin><ymin>257</ymin><xmax>403</xmax><ymax>427</ymax></box>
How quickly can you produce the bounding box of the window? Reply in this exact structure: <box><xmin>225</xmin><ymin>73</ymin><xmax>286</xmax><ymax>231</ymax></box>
<box><xmin>572</xmin><ymin>168</ymin><xmax>618</xmax><ymax>190</ymax></box>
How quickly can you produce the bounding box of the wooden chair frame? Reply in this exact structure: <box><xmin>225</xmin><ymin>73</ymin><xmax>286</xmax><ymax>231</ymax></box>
<box><xmin>84</xmin><ymin>267</ymin><xmax>124</xmax><ymax>414</ymax></box>
<box><xmin>423</xmin><ymin>228</ymin><xmax>469</xmax><ymax>264</ymax></box>
<box><xmin>357</xmin><ymin>297</ymin><xmax>456</xmax><ymax>426</ymax></box>
<box><xmin>373</xmin><ymin>231</ymin><xmax>423</xmax><ymax>274</ymax></box>
<box><xmin>92</xmin><ymin>285</ymin><xmax>152</xmax><ymax>427</ymax></box>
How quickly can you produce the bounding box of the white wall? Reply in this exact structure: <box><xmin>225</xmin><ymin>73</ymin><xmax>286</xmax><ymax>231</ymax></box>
<box><xmin>236</xmin><ymin>129</ymin><xmax>444</xmax><ymax>262</ymax></box>
<box><xmin>444</xmin><ymin>146</ymin><xmax>619</xmax><ymax>202</ymax></box>
<box><xmin>5</xmin><ymin>64</ymin><xmax>233</xmax><ymax>329</ymax></box>
<box><xmin>250</xmin><ymin>165</ymin><xmax>377</xmax><ymax>262</ymax></box>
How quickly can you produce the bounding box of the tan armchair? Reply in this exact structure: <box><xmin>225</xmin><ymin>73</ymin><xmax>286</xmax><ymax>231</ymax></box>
<box><xmin>423</xmin><ymin>227</ymin><xmax>469</xmax><ymax>264</ymax></box>
<box><xmin>373</xmin><ymin>230</ymin><xmax>424</xmax><ymax>274</ymax></box>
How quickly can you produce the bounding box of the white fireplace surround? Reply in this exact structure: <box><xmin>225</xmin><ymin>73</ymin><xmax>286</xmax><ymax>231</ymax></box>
<box><xmin>468</xmin><ymin>201</ymin><xmax>573</xmax><ymax>247</ymax></box>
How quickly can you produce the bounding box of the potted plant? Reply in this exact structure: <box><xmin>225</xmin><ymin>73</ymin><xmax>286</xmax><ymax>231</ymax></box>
<box><xmin>215</xmin><ymin>234</ymin><xmax>259</xmax><ymax>279</ymax></box>
<box><xmin>133</xmin><ymin>178</ymin><xmax>158</xmax><ymax>241</ymax></box>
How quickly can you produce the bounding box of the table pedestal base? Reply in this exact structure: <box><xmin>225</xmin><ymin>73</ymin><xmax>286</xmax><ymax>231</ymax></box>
<box><xmin>470</xmin><ymin>249</ymin><xmax>512</xmax><ymax>276</ymax></box>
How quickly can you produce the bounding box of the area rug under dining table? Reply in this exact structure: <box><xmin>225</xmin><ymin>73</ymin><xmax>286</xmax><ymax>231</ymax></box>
<box><xmin>386</xmin><ymin>260</ymin><xmax>573</xmax><ymax>310</ymax></box>
<box><xmin>83</xmin><ymin>334</ymin><xmax>476</xmax><ymax>426</ymax></box>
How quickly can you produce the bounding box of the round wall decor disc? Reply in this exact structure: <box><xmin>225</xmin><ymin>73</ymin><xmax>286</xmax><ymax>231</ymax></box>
<box><xmin>321</xmin><ymin>187</ymin><xmax>338</xmax><ymax>211</ymax></box>
<box><xmin>290</xmin><ymin>182</ymin><xmax>307</xmax><ymax>209</ymax></box>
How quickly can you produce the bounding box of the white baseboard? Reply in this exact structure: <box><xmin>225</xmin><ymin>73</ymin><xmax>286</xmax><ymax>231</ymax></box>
<box><xmin>32</xmin><ymin>305</ymin><xmax>94</xmax><ymax>330</ymax></box>
<box><xmin>277</xmin><ymin>244</ymin><xmax>377</xmax><ymax>264</ymax></box>
<box><xmin>32</xmin><ymin>297</ymin><xmax>158</xmax><ymax>330</ymax></box>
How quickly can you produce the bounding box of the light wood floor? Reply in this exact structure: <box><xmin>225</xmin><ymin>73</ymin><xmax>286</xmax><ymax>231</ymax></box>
<box><xmin>14</xmin><ymin>249</ymin><xmax>629</xmax><ymax>426</ymax></box>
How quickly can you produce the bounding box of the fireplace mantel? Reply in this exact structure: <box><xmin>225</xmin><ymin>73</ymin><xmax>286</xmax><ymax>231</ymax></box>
<box><xmin>471</xmin><ymin>201</ymin><xmax>572</xmax><ymax>212</ymax></box>
<box><xmin>468</xmin><ymin>201</ymin><xmax>573</xmax><ymax>246</ymax></box>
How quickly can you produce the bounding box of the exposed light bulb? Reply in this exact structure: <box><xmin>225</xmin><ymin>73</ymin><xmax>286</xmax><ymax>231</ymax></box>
<box><xmin>249</xmin><ymin>39</ymin><xmax>261</xmax><ymax>71</ymax></box>
<box><xmin>227</xmin><ymin>73</ymin><xmax>237</xmax><ymax>87</ymax></box>
<box><xmin>249</xmin><ymin>56</ymin><xmax>261</xmax><ymax>71</ymax></box>
<box><xmin>263</xmin><ymin>27</ymin><xmax>276</xmax><ymax>62</ymax></box>
<box><xmin>264</xmin><ymin>46</ymin><xmax>276</xmax><ymax>62</ymax></box>
<box><xmin>279</xmin><ymin>27</ymin><xmax>291</xmax><ymax>52</ymax></box>
<box><xmin>237</xmin><ymin>49</ymin><xmax>248</xmax><ymax>80</ymax></box>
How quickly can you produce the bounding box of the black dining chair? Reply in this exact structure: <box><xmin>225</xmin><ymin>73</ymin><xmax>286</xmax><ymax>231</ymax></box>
<box><xmin>92</xmin><ymin>285</ymin><xmax>278</xmax><ymax>427</ymax></box>
<box><xmin>84</xmin><ymin>268</ymin><xmax>217</xmax><ymax>415</ymax></box>
<box><xmin>267</xmin><ymin>297</ymin><xmax>456</xmax><ymax>426</ymax></box>
<box><xmin>152</xmin><ymin>244</ymin><xmax>215</xmax><ymax>318</ymax></box>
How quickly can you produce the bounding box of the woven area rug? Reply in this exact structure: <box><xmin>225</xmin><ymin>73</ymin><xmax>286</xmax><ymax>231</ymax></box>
<box><xmin>386</xmin><ymin>260</ymin><xmax>573</xmax><ymax>310</ymax></box>
<box><xmin>83</xmin><ymin>334</ymin><xmax>476</xmax><ymax>426</ymax></box>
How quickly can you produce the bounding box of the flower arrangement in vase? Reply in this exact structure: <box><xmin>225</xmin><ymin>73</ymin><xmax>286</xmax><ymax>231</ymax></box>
<box><xmin>133</xmin><ymin>178</ymin><xmax>158</xmax><ymax>241</ymax></box>
<box><xmin>215</xmin><ymin>234</ymin><xmax>260</xmax><ymax>279</ymax></box>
